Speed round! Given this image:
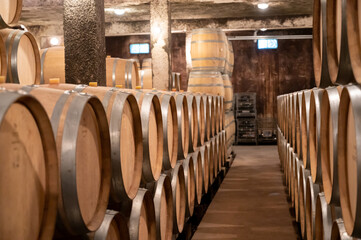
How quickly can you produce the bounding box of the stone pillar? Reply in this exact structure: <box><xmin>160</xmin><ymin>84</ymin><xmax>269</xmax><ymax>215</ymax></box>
<box><xmin>63</xmin><ymin>0</ymin><xmax>106</xmax><ymax>85</ymax></box>
<box><xmin>150</xmin><ymin>0</ymin><xmax>172</xmax><ymax>90</ymax></box>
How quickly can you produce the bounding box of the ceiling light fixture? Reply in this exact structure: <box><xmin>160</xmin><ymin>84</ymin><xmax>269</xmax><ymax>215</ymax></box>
<box><xmin>260</xmin><ymin>28</ymin><xmax>267</xmax><ymax>31</ymax></box>
<box><xmin>114</xmin><ymin>9</ymin><xmax>125</xmax><ymax>15</ymax></box>
<box><xmin>50</xmin><ymin>37</ymin><xmax>60</xmax><ymax>46</ymax></box>
<box><xmin>257</xmin><ymin>3</ymin><xmax>269</xmax><ymax>9</ymax></box>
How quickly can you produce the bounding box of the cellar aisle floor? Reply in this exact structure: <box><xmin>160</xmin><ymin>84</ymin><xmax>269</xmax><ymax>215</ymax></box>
<box><xmin>192</xmin><ymin>145</ymin><xmax>300</xmax><ymax>240</ymax></box>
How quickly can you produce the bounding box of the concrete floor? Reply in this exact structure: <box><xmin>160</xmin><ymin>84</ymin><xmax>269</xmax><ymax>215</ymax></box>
<box><xmin>192</xmin><ymin>145</ymin><xmax>300</xmax><ymax>240</ymax></box>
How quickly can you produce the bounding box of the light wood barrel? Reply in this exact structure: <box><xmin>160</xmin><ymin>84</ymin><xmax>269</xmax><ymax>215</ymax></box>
<box><xmin>0</xmin><ymin>0</ymin><xmax>22</xmax><ymax>25</ymax></box>
<box><xmin>315</xmin><ymin>192</ymin><xmax>333</xmax><ymax>240</ymax></box>
<box><xmin>306</xmin><ymin>176</ymin><xmax>321</xmax><ymax>240</ymax></box>
<box><xmin>141</xmin><ymin>58</ymin><xmax>152</xmax><ymax>89</ymax></box>
<box><xmin>206</xmin><ymin>141</ymin><xmax>214</xmax><ymax>185</ymax></box>
<box><xmin>153</xmin><ymin>174</ymin><xmax>173</xmax><ymax>240</ymax></box>
<box><xmin>302</xmin><ymin>90</ymin><xmax>312</xmax><ymax>169</ymax></box>
<box><xmin>292</xmin><ymin>92</ymin><xmax>298</xmax><ymax>150</ymax></box>
<box><xmin>295</xmin><ymin>91</ymin><xmax>303</xmax><ymax>160</ymax></box>
<box><xmin>213</xmin><ymin>135</ymin><xmax>221</xmax><ymax>175</ymax></box>
<box><xmin>221</xmin><ymin>131</ymin><xmax>227</xmax><ymax>166</ymax></box>
<box><xmin>90</xmin><ymin>210</ymin><xmax>129</xmax><ymax>240</ymax></box>
<box><xmin>195</xmin><ymin>94</ymin><xmax>205</xmax><ymax>146</ymax></box>
<box><xmin>182</xmin><ymin>155</ymin><xmax>196</xmax><ymax>217</ymax></box>
<box><xmin>191</xmin><ymin>28</ymin><xmax>227</xmax><ymax>72</ymax></box>
<box><xmin>0</xmin><ymin>36</ymin><xmax>6</xmax><ymax>78</ymax></box>
<box><xmin>199</xmin><ymin>145</ymin><xmax>210</xmax><ymax>194</ymax></box>
<box><xmin>213</xmin><ymin>96</ymin><xmax>220</xmax><ymax>134</ymax></box>
<box><xmin>0</xmin><ymin>29</ymin><xmax>40</xmax><ymax>85</ymax></box>
<box><xmin>192</xmin><ymin>150</ymin><xmax>203</xmax><ymax>205</ymax></box>
<box><xmin>222</xmin><ymin>74</ymin><xmax>233</xmax><ymax>112</ymax></box>
<box><xmin>300</xmin><ymin>165</ymin><xmax>311</xmax><ymax>239</ymax></box>
<box><xmin>129</xmin><ymin>189</ymin><xmax>156</xmax><ymax>240</ymax></box>
<box><xmin>225</xmin><ymin>39</ymin><xmax>234</xmax><ymax>77</ymax></box>
<box><xmin>188</xmin><ymin>71</ymin><xmax>225</xmax><ymax>97</ymax></box>
<box><xmin>289</xmin><ymin>93</ymin><xmax>294</xmax><ymax>147</ymax></box>
<box><xmin>106</xmin><ymin>58</ymin><xmax>140</xmax><ymax>89</ymax></box>
<box><xmin>313</xmin><ymin>0</ymin><xmax>333</xmax><ymax>87</ymax></box>
<box><xmin>185</xmin><ymin>94</ymin><xmax>199</xmax><ymax>152</ymax></box>
<box><xmin>320</xmin><ymin>86</ymin><xmax>343</xmax><ymax>205</ymax></box>
<box><xmin>170</xmin><ymin>162</ymin><xmax>186</xmax><ymax>234</ymax></box>
<box><xmin>289</xmin><ymin>151</ymin><xmax>296</xmax><ymax>205</ymax></box>
<box><xmin>294</xmin><ymin>158</ymin><xmax>303</xmax><ymax>222</ymax></box>
<box><xmin>40</xmin><ymin>46</ymin><xmax>66</xmax><ymax>84</ymax></box>
<box><xmin>128</xmin><ymin>90</ymin><xmax>163</xmax><ymax>183</ymax></box>
<box><xmin>225</xmin><ymin>111</ymin><xmax>236</xmax><ymax>149</ymax></box>
<box><xmin>0</xmin><ymin>84</ymin><xmax>112</xmax><ymax>235</ymax></box>
<box><xmin>331</xmin><ymin>219</ymin><xmax>353</xmax><ymax>240</ymax></box>
<box><xmin>208</xmin><ymin>95</ymin><xmax>215</xmax><ymax>137</ymax></box>
<box><xmin>309</xmin><ymin>88</ymin><xmax>324</xmax><ymax>184</ymax></box>
<box><xmin>0</xmin><ymin>90</ymin><xmax>58</xmax><ymax>240</ymax></box>
<box><xmin>338</xmin><ymin>85</ymin><xmax>361</xmax><ymax>238</ymax></box>
<box><xmin>42</xmin><ymin>84</ymin><xmax>143</xmax><ymax>202</ymax></box>
<box><xmin>219</xmin><ymin>96</ymin><xmax>225</xmax><ymax>130</ymax></box>
<box><xmin>202</xmin><ymin>95</ymin><xmax>211</xmax><ymax>141</ymax></box>
<box><xmin>285</xmin><ymin>144</ymin><xmax>291</xmax><ymax>188</ymax></box>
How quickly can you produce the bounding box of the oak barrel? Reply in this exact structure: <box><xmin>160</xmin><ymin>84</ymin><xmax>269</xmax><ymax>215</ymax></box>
<box><xmin>225</xmin><ymin>39</ymin><xmax>234</xmax><ymax>77</ymax></box>
<box><xmin>129</xmin><ymin>189</ymin><xmax>156</xmax><ymax>240</ymax></box>
<box><xmin>295</xmin><ymin>91</ymin><xmax>303</xmax><ymax>160</ymax></box>
<box><xmin>0</xmin><ymin>84</ymin><xmax>112</xmax><ymax>235</ymax></box>
<box><xmin>141</xmin><ymin>58</ymin><xmax>152</xmax><ymax>89</ymax></box>
<box><xmin>206</xmin><ymin>140</ymin><xmax>215</xmax><ymax>185</ymax></box>
<box><xmin>208</xmin><ymin>95</ymin><xmax>216</xmax><ymax>137</ymax></box>
<box><xmin>331</xmin><ymin>219</ymin><xmax>353</xmax><ymax>240</ymax></box>
<box><xmin>315</xmin><ymin>192</ymin><xmax>333</xmax><ymax>240</ymax></box>
<box><xmin>320</xmin><ymin>86</ymin><xmax>343</xmax><ymax>205</ymax></box>
<box><xmin>202</xmin><ymin>94</ymin><xmax>211</xmax><ymax>141</ymax></box>
<box><xmin>90</xmin><ymin>210</ymin><xmax>129</xmax><ymax>240</ymax></box>
<box><xmin>0</xmin><ymin>0</ymin><xmax>22</xmax><ymax>25</ymax></box>
<box><xmin>222</xmin><ymin>74</ymin><xmax>233</xmax><ymax>112</ymax></box>
<box><xmin>0</xmin><ymin>29</ymin><xmax>41</xmax><ymax>84</ymax></box>
<box><xmin>43</xmin><ymin>84</ymin><xmax>143</xmax><ymax>202</ymax></box>
<box><xmin>294</xmin><ymin>158</ymin><xmax>303</xmax><ymax>222</ymax></box>
<box><xmin>191</xmin><ymin>28</ymin><xmax>227</xmax><ymax>72</ymax></box>
<box><xmin>0</xmin><ymin>90</ymin><xmax>58</xmax><ymax>240</ymax></box>
<box><xmin>185</xmin><ymin>93</ymin><xmax>199</xmax><ymax>152</ymax></box>
<box><xmin>187</xmin><ymin>71</ymin><xmax>225</xmax><ymax>97</ymax></box>
<box><xmin>106</xmin><ymin>58</ymin><xmax>140</xmax><ymax>89</ymax></box>
<box><xmin>170</xmin><ymin>162</ymin><xmax>186</xmax><ymax>234</ymax></box>
<box><xmin>225</xmin><ymin>111</ymin><xmax>236</xmax><ymax>149</ymax></box>
<box><xmin>195</xmin><ymin>94</ymin><xmax>205</xmax><ymax>146</ymax></box>
<box><xmin>182</xmin><ymin>155</ymin><xmax>195</xmax><ymax>217</ymax></box>
<box><xmin>306</xmin><ymin>176</ymin><xmax>321</xmax><ymax>240</ymax></box>
<box><xmin>192</xmin><ymin>150</ymin><xmax>203</xmax><ymax>205</ymax></box>
<box><xmin>199</xmin><ymin>145</ymin><xmax>210</xmax><ymax>194</ymax></box>
<box><xmin>0</xmin><ymin>36</ymin><xmax>6</xmax><ymax>77</ymax></box>
<box><xmin>40</xmin><ymin>46</ymin><xmax>66</xmax><ymax>84</ymax></box>
<box><xmin>299</xmin><ymin>165</ymin><xmax>311</xmax><ymax>239</ymax></box>
<box><xmin>302</xmin><ymin>90</ymin><xmax>312</xmax><ymax>169</ymax></box>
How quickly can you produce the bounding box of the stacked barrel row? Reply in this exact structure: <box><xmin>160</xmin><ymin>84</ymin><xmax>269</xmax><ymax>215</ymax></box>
<box><xmin>277</xmin><ymin>85</ymin><xmax>361</xmax><ymax>239</ymax></box>
<box><xmin>188</xmin><ymin>28</ymin><xmax>235</xmax><ymax>154</ymax></box>
<box><xmin>0</xmin><ymin>80</ymin><xmax>229</xmax><ymax>240</ymax></box>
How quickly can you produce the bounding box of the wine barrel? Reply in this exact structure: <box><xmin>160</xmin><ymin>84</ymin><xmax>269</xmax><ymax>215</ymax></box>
<box><xmin>221</xmin><ymin>130</ymin><xmax>227</xmax><ymax>165</ymax></box>
<box><xmin>222</xmin><ymin>74</ymin><xmax>233</xmax><ymax>112</ymax></box>
<box><xmin>171</xmin><ymin>93</ymin><xmax>190</xmax><ymax>159</ymax></box>
<box><xmin>0</xmin><ymin>90</ymin><xmax>58</xmax><ymax>240</ymax></box>
<box><xmin>289</xmin><ymin>151</ymin><xmax>296</xmax><ymax>206</ymax></box>
<box><xmin>192</xmin><ymin>150</ymin><xmax>203</xmax><ymax>205</ymax></box>
<box><xmin>285</xmin><ymin>144</ymin><xmax>291</xmax><ymax>188</ymax></box>
<box><xmin>225</xmin><ymin>39</ymin><xmax>234</xmax><ymax>77</ymax></box>
<box><xmin>170</xmin><ymin>162</ymin><xmax>186</xmax><ymax>234</ymax></box>
<box><xmin>302</xmin><ymin>90</ymin><xmax>312</xmax><ymax>169</ymax></box>
<box><xmin>195</xmin><ymin>94</ymin><xmax>205</xmax><ymax>146</ymax></box>
<box><xmin>0</xmin><ymin>29</ymin><xmax>40</xmax><ymax>85</ymax></box>
<box><xmin>295</xmin><ymin>91</ymin><xmax>303</xmax><ymax>160</ymax></box>
<box><xmin>306</xmin><ymin>176</ymin><xmax>321</xmax><ymax>240</ymax></box>
<box><xmin>320</xmin><ymin>86</ymin><xmax>343</xmax><ymax>205</ymax></box>
<box><xmin>313</xmin><ymin>0</ymin><xmax>333</xmax><ymax>87</ymax></box>
<box><xmin>294</xmin><ymin>158</ymin><xmax>303</xmax><ymax>222</ymax></box>
<box><xmin>129</xmin><ymin>91</ymin><xmax>163</xmax><ymax>183</ymax></box>
<box><xmin>187</xmin><ymin>71</ymin><xmax>225</xmax><ymax>97</ymax></box>
<box><xmin>225</xmin><ymin>111</ymin><xmax>236</xmax><ymax>149</ymax></box>
<box><xmin>338</xmin><ymin>85</ymin><xmax>361</xmax><ymax>237</ymax></box>
<box><xmin>185</xmin><ymin>93</ymin><xmax>199</xmax><ymax>152</ymax></box>
<box><xmin>289</xmin><ymin>93</ymin><xmax>294</xmax><ymax>147</ymax></box>
<box><xmin>129</xmin><ymin>189</ymin><xmax>156</xmax><ymax>240</ymax></box>
<box><xmin>191</xmin><ymin>28</ymin><xmax>227</xmax><ymax>72</ymax></box>
<box><xmin>344</xmin><ymin>0</ymin><xmax>361</xmax><ymax>85</ymax></box>
<box><xmin>0</xmin><ymin>36</ymin><xmax>6</xmax><ymax>78</ymax></box>
<box><xmin>309</xmin><ymin>88</ymin><xmax>324</xmax><ymax>184</ymax></box>
<box><xmin>106</xmin><ymin>58</ymin><xmax>140</xmax><ymax>89</ymax></box>
<box><xmin>153</xmin><ymin>174</ymin><xmax>173</xmax><ymax>240</ymax></box>
<box><xmin>199</xmin><ymin>145</ymin><xmax>210</xmax><ymax>194</ymax></box>
<box><xmin>208</xmin><ymin>95</ymin><xmax>216</xmax><ymax>137</ymax></box>
<box><xmin>213</xmin><ymin>96</ymin><xmax>220</xmax><ymax>134</ymax></box>
<box><xmin>182</xmin><ymin>155</ymin><xmax>195</xmax><ymax>217</ymax></box>
<box><xmin>202</xmin><ymin>94</ymin><xmax>211</xmax><ymax>141</ymax></box>
<box><xmin>0</xmin><ymin>0</ymin><xmax>22</xmax><ymax>25</ymax></box>
<box><xmin>40</xmin><ymin>46</ymin><xmax>66</xmax><ymax>84</ymax></box>
<box><xmin>141</xmin><ymin>58</ymin><xmax>152</xmax><ymax>89</ymax></box>
<box><xmin>206</xmin><ymin>140</ymin><xmax>214</xmax><ymax>185</ymax></box>
<box><xmin>42</xmin><ymin>83</ymin><xmax>143</xmax><ymax>202</ymax></box>
<box><xmin>315</xmin><ymin>192</ymin><xmax>333</xmax><ymax>240</ymax></box>
<box><xmin>219</xmin><ymin>96</ymin><xmax>225</xmax><ymax>130</ymax></box>
<box><xmin>299</xmin><ymin>165</ymin><xmax>312</xmax><ymax>239</ymax></box>
<box><xmin>331</xmin><ymin>219</ymin><xmax>353</xmax><ymax>240</ymax></box>
<box><xmin>90</xmin><ymin>210</ymin><xmax>129</xmax><ymax>240</ymax></box>
<box><xmin>0</xmin><ymin>84</ymin><xmax>112</xmax><ymax>235</ymax></box>
<box><xmin>292</xmin><ymin>92</ymin><xmax>298</xmax><ymax>151</ymax></box>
